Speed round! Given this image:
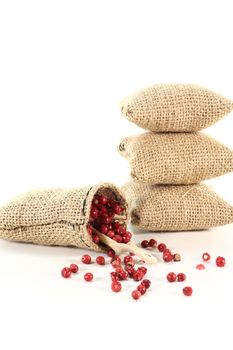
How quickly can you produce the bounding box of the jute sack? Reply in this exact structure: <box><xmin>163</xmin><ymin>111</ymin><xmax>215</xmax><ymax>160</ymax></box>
<box><xmin>0</xmin><ymin>183</ymin><xmax>128</xmax><ymax>252</ymax></box>
<box><xmin>118</xmin><ymin>132</ymin><xmax>233</xmax><ymax>184</ymax></box>
<box><xmin>122</xmin><ymin>182</ymin><xmax>233</xmax><ymax>231</ymax></box>
<box><xmin>120</xmin><ymin>84</ymin><xmax>233</xmax><ymax>132</ymax></box>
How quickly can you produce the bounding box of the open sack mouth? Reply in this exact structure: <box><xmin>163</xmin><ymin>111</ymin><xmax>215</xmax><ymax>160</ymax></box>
<box><xmin>86</xmin><ymin>189</ymin><xmax>132</xmax><ymax>250</ymax></box>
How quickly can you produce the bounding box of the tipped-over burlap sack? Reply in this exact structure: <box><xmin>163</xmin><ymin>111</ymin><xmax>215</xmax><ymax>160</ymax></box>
<box><xmin>0</xmin><ymin>183</ymin><xmax>128</xmax><ymax>252</ymax></box>
<box><xmin>122</xmin><ymin>182</ymin><xmax>233</xmax><ymax>231</ymax></box>
<box><xmin>118</xmin><ymin>132</ymin><xmax>233</xmax><ymax>184</ymax></box>
<box><xmin>120</xmin><ymin>84</ymin><xmax>233</xmax><ymax>132</ymax></box>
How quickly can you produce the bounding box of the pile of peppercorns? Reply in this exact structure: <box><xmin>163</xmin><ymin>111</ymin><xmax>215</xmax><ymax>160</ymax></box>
<box><xmin>87</xmin><ymin>194</ymin><xmax>132</xmax><ymax>245</ymax></box>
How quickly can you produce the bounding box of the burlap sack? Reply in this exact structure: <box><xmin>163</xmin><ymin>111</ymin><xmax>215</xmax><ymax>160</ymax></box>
<box><xmin>120</xmin><ymin>84</ymin><xmax>233</xmax><ymax>132</ymax></box>
<box><xmin>122</xmin><ymin>182</ymin><xmax>233</xmax><ymax>231</ymax></box>
<box><xmin>118</xmin><ymin>132</ymin><xmax>233</xmax><ymax>184</ymax></box>
<box><xmin>0</xmin><ymin>183</ymin><xmax>128</xmax><ymax>252</ymax></box>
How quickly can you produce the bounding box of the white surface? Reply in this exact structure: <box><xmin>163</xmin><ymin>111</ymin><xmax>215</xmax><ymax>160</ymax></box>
<box><xmin>0</xmin><ymin>1</ymin><xmax>233</xmax><ymax>349</ymax></box>
<box><xmin>0</xmin><ymin>226</ymin><xmax>232</xmax><ymax>349</ymax></box>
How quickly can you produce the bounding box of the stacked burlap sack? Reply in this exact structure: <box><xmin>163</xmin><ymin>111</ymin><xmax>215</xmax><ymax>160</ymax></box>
<box><xmin>119</xmin><ymin>84</ymin><xmax>233</xmax><ymax>231</ymax></box>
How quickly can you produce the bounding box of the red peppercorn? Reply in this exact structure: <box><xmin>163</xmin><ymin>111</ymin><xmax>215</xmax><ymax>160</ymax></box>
<box><xmin>137</xmin><ymin>284</ymin><xmax>147</xmax><ymax>295</ymax></box>
<box><xmin>158</xmin><ymin>243</ymin><xmax>167</xmax><ymax>252</ymax></box>
<box><xmin>133</xmin><ymin>269</ymin><xmax>144</xmax><ymax>281</ymax></box>
<box><xmin>70</xmin><ymin>264</ymin><xmax>79</xmax><ymax>273</ymax></box>
<box><xmin>138</xmin><ymin>266</ymin><xmax>147</xmax><ymax>275</ymax></box>
<box><xmin>113</xmin><ymin>234</ymin><xmax>123</xmax><ymax>243</ymax></box>
<box><xmin>111</xmin><ymin>260</ymin><xmax>121</xmax><ymax>269</ymax></box>
<box><xmin>117</xmin><ymin>269</ymin><xmax>128</xmax><ymax>281</ymax></box>
<box><xmin>81</xmin><ymin>254</ymin><xmax>92</xmax><ymax>264</ymax></box>
<box><xmin>111</xmin><ymin>281</ymin><xmax>122</xmax><ymax>292</ymax></box>
<box><xmin>131</xmin><ymin>290</ymin><xmax>141</xmax><ymax>300</ymax></box>
<box><xmin>166</xmin><ymin>272</ymin><xmax>177</xmax><ymax>282</ymax></box>
<box><xmin>118</xmin><ymin>225</ymin><xmax>126</xmax><ymax>236</ymax></box>
<box><xmin>141</xmin><ymin>279</ymin><xmax>151</xmax><ymax>289</ymax></box>
<box><xmin>126</xmin><ymin>231</ymin><xmax>132</xmax><ymax>239</ymax></box>
<box><xmin>125</xmin><ymin>266</ymin><xmax>135</xmax><ymax>277</ymax></box>
<box><xmin>107</xmin><ymin>248</ymin><xmax>115</xmax><ymax>258</ymax></box>
<box><xmin>107</xmin><ymin>230</ymin><xmax>115</xmax><ymax>238</ymax></box>
<box><xmin>84</xmin><ymin>272</ymin><xmax>93</xmax><ymax>282</ymax></box>
<box><xmin>177</xmin><ymin>273</ymin><xmax>186</xmax><ymax>282</ymax></box>
<box><xmin>100</xmin><ymin>214</ymin><xmax>112</xmax><ymax>225</ymax></box>
<box><xmin>112</xmin><ymin>221</ymin><xmax>120</xmax><ymax>229</ymax></box>
<box><xmin>148</xmin><ymin>238</ymin><xmax>157</xmax><ymax>247</ymax></box>
<box><xmin>98</xmin><ymin>195</ymin><xmax>108</xmax><ymax>205</ymax></box>
<box><xmin>61</xmin><ymin>267</ymin><xmax>72</xmax><ymax>278</ymax></box>
<box><xmin>122</xmin><ymin>232</ymin><xmax>132</xmax><ymax>243</ymax></box>
<box><xmin>216</xmin><ymin>256</ymin><xmax>225</xmax><ymax>267</ymax></box>
<box><xmin>163</xmin><ymin>252</ymin><xmax>173</xmax><ymax>262</ymax></box>
<box><xmin>124</xmin><ymin>255</ymin><xmax>133</xmax><ymax>265</ymax></box>
<box><xmin>110</xmin><ymin>271</ymin><xmax>119</xmax><ymax>281</ymax></box>
<box><xmin>202</xmin><ymin>253</ymin><xmax>211</xmax><ymax>262</ymax></box>
<box><xmin>141</xmin><ymin>240</ymin><xmax>149</xmax><ymax>248</ymax></box>
<box><xmin>92</xmin><ymin>234</ymin><xmax>100</xmax><ymax>244</ymax></box>
<box><xmin>196</xmin><ymin>263</ymin><xmax>205</xmax><ymax>270</ymax></box>
<box><xmin>99</xmin><ymin>206</ymin><xmax>108</xmax><ymax>215</ymax></box>
<box><xmin>113</xmin><ymin>204</ymin><xmax>123</xmax><ymax>215</ymax></box>
<box><xmin>87</xmin><ymin>225</ymin><xmax>93</xmax><ymax>235</ymax></box>
<box><xmin>100</xmin><ymin>224</ymin><xmax>109</xmax><ymax>234</ymax></box>
<box><xmin>111</xmin><ymin>257</ymin><xmax>121</xmax><ymax>268</ymax></box>
<box><xmin>96</xmin><ymin>256</ymin><xmax>105</xmax><ymax>265</ymax></box>
<box><xmin>90</xmin><ymin>208</ymin><xmax>98</xmax><ymax>220</ymax></box>
<box><xmin>183</xmin><ymin>286</ymin><xmax>193</xmax><ymax>296</ymax></box>
<box><xmin>92</xmin><ymin>197</ymin><xmax>99</xmax><ymax>206</ymax></box>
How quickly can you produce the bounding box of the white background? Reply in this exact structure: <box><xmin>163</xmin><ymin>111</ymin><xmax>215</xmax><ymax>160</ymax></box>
<box><xmin>0</xmin><ymin>1</ymin><xmax>233</xmax><ymax>349</ymax></box>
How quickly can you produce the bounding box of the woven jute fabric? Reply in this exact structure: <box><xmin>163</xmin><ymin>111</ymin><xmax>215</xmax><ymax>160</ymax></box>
<box><xmin>118</xmin><ymin>132</ymin><xmax>233</xmax><ymax>184</ymax></box>
<box><xmin>0</xmin><ymin>183</ymin><xmax>128</xmax><ymax>252</ymax></box>
<box><xmin>122</xmin><ymin>182</ymin><xmax>233</xmax><ymax>231</ymax></box>
<box><xmin>120</xmin><ymin>84</ymin><xmax>233</xmax><ymax>132</ymax></box>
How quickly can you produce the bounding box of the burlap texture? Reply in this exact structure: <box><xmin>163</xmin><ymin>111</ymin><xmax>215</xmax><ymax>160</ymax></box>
<box><xmin>0</xmin><ymin>183</ymin><xmax>128</xmax><ymax>252</ymax></box>
<box><xmin>122</xmin><ymin>182</ymin><xmax>233</xmax><ymax>231</ymax></box>
<box><xmin>120</xmin><ymin>84</ymin><xmax>233</xmax><ymax>132</ymax></box>
<box><xmin>118</xmin><ymin>132</ymin><xmax>233</xmax><ymax>184</ymax></box>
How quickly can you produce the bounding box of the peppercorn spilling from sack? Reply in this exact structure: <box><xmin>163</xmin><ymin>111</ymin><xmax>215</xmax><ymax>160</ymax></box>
<box><xmin>119</xmin><ymin>84</ymin><xmax>233</xmax><ymax>231</ymax></box>
<box><xmin>88</xmin><ymin>193</ymin><xmax>132</xmax><ymax>245</ymax></box>
<box><xmin>0</xmin><ymin>183</ymin><xmax>129</xmax><ymax>252</ymax></box>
